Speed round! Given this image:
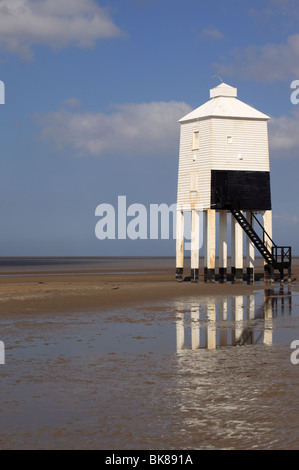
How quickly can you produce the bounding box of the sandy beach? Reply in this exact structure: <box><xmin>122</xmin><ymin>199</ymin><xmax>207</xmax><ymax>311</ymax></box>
<box><xmin>1</xmin><ymin>257</ymin><xmax>299</xmax><ymax>450</ymax></box>
<box><xmin>0</xmin><ymin>257</ymin><xmax>298</xmax><ymax>315</ymax></box>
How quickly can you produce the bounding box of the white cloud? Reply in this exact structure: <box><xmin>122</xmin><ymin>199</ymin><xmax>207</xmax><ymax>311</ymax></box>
<box><xmin>37</xmin><ymin>98</ymin><xmax>299</xmax><ymax>160</ymax></box>
<box><xmin>273</xmin><ymin>213</ymin><xmax>299</xmax><ymax>225</ymax></box>
<box><xmin>35</xmin><ymin>101</ymin><xmax>192</xmax><ymax>157</ymax></box>
<box><xmin>201</xmin><ymin>27</ymin><xmax>225</xmax><ymax>40</ymax></box>
<box><xmin>0</xmin><ymin>0</ymin><xmax>123</xmax><ymax>59</ymax></box>
<box><xmin>269</xmin><ymin>108</ymin><xmax>299</xmax><ymax>156</ymax></box>
<box><xmin>215</xmin><ymin>34</ymin><xmax>299</xmax><ymax>82</ymax></box>
<box><xmin>61</xmin><ymin>97</ymin><xmax>81</xmax><ymax>109</ymax></box>
<box><xmin>267</xmin><ymin>0</ymin><xmax>299</xmax><ymax>11</ymax></box>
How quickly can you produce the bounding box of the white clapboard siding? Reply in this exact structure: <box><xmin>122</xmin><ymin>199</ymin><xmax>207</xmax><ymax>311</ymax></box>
<box><xmin>177</xmin><ymin>119</ymin><xmax>212</xmax><ymax>210</ymax></box>
<box><xmin>210</xmin><ymin>118</ymin><xmax>270</xmax><ymax>172</ymax></box>
<box><xmin>176</xmin><ymin>83</ymin><xmax>270</xmax><ymax>211</ymax></box>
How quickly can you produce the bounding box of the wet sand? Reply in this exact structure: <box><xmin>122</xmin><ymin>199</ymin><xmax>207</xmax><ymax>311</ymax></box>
<box><xmin>1</xmin><ymin>257</ymin><xmax>299</xmax><ymax>450</ymax></box>
<box><xmin>0</xmin><ymin>257</ymin><xmax>297</xmax><ymax>315</ymax></box>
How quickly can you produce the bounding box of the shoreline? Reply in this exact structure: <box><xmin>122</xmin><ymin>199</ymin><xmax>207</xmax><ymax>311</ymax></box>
<box><xmin>0</xmin><ymin>259</ymin><xmax>298</xmax><ymax>315</ymax></box>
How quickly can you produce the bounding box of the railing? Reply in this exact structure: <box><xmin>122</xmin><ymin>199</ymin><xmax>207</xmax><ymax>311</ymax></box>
<box><xmin>250</xmin><ymin>211</ymin><xmax>291</xmax><ymax>268</ymax></box>
<box><xmin>213</xmin><ymin>189</ymin><xmax>292</xmax><ymax>270</ymax></box>
<box><xmin>250</xmin><ymin>211</ymin><xmax>275</xmax><ymax>247</ymax></box>
<box><xmin>272</xmin><ymin>245</ymin><xmax>292</xmax><ymax>267</ymax></box>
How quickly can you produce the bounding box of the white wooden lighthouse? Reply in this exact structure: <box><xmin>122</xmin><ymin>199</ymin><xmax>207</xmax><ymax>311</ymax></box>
<box><xmin>175</xmin><ymin>82</ymin><xmax>291</xmax><ymax>283</ymax></box>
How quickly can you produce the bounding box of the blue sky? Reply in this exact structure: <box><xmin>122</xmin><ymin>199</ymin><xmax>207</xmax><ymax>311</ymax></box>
<box><xmin>1</xmin><ymin>0</ymin><xmax>299</xmax><ymax>256</ymax></box>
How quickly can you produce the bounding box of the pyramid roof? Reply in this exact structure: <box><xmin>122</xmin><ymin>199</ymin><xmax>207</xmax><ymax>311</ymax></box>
<box><xmin>179</xmin><ymin>83</ymin><xmax>270</xmax><ymax>123</ymax></box>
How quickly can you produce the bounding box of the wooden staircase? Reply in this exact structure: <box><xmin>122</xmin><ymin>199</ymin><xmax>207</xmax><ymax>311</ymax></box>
<box><xmin>230</xmin><ymin>209</ymin><xmax>291</xmax><ymax>278</ymax></box>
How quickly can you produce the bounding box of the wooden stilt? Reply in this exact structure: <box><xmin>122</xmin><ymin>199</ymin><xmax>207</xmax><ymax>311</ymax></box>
<box><xmin>263</xmin><ymin>210</ymin><xmax>274</xmax><ymax>284</ymax></box>
<box><xmin>204</xmin><ymin>210</ymin><xmax>215</xmax><ymax>283</ymax></box>
<box><xmin>231</xmin><ymin>214</ymin><xmax>243</xmax><ymax>283</ymax></box>
<box><xmin>191</xmin><ymin>210</ymin><xmax>199</xmax><ymax>282</ymax></box>
<box><xmin>246</xmin><ymin>211</ymin><xmax>255</xmax><ymax>284</ymax></box>
<box><xmin>219</xmin><ymin>211</ymin><xmax>227</xmax><ymax>283</ymax></box>
<box><xmin>176</xmin><ymin>210</ymin><xmax>184</xmax><ymax>281</ymax></box>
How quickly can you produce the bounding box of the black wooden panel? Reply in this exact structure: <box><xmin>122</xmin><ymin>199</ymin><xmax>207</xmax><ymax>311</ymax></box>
<box><xmin>211</xmin><ymin>170</ymin><xmax>271</xmax><ymax>210</ymax></box>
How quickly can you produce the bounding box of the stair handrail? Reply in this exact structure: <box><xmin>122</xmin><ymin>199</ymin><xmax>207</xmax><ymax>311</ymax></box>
<box><xmin>249</xmin><ymin>210</ymin><xmax>276</xmax><ymax>249</ymax></box>
<box><xmin>231</xmin><ymin>208</ymin><xmax>274</xmax><ymax>260</ymax></box>
<box><xmin>213</xmin><ymin>189</ymin><xmax>291</xmax><ymax>268</ymax></box>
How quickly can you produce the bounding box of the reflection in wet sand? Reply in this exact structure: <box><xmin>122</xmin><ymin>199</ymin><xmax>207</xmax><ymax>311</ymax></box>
<box><xmin>0</xmin><ymin>284</ymin><xmax>298</xmax><ymax>450</ymax></box>
<box><xmin>176</xmin><ymin>286</ymin><xmax>292</xmax><ymax>351</ymax></box>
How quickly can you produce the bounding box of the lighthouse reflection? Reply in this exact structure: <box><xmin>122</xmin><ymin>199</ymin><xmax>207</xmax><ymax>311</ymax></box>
<box><xmin>176</xmin><ymin>286</ymin><xmax>291</xmax><ymax>351</ymax></box>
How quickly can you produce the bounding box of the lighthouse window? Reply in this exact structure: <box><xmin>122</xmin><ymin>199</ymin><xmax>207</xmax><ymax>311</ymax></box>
<box><xmin>227</xmin><ymin>136</ymin><xmax>233</xmax><ymax>144</ymax></box>
<box><xmin>192</xmin><ymin>130</ymin><xmax>199</xmax><ymax>150</ymax></box>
